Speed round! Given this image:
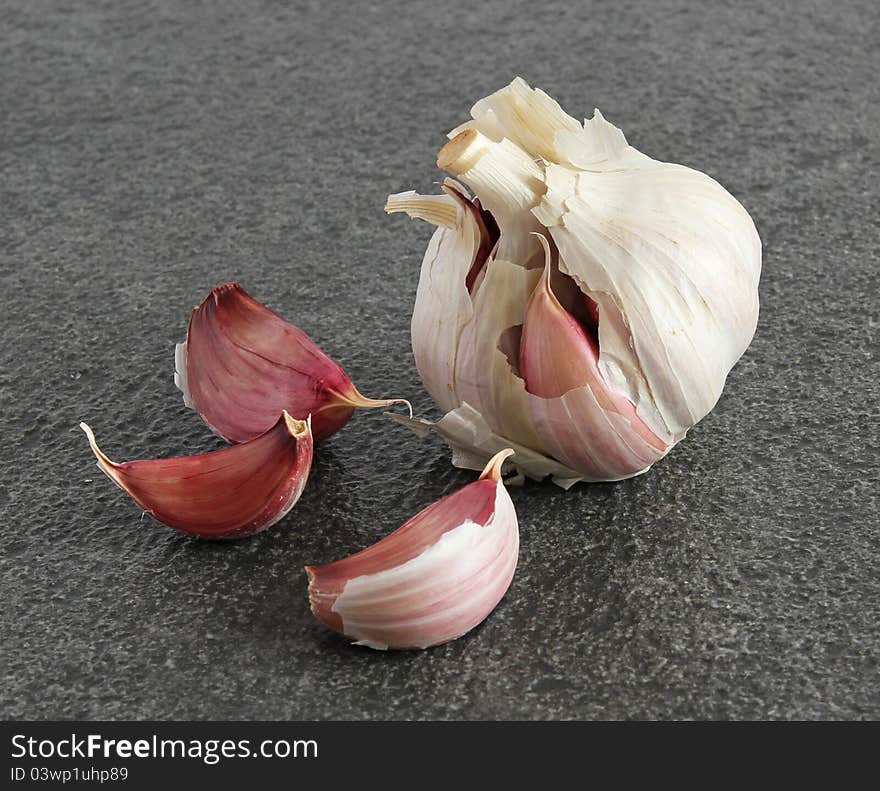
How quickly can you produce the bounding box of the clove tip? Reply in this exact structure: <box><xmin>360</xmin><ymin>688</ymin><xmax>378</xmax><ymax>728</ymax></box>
<box><xmin>281</xmin><ymin>410</ymin><xmax>312</xmax><ymax>440</ymax></box>
<box><xmin>79</xmin><ymin>421</ymin><xmax>112</xmax><ymax>465</ymax></box>
<box><xmin>479</xmin><ymin>448</ymin><xmax>516</xmax><ymax>482</ymax></box>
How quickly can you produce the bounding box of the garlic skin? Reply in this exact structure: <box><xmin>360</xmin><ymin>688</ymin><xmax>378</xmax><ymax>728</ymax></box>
<box><xmin>388</xmin><ymin>78</ymin><xmax>761</xmax><ymax>485</ymax></box>
<box><xmin>81</xmin><ymin>412</ymin><xmax>313</xmax><ymax>539</ymax></box>
<box><xmin>306</xmin><ymin>448</ymin><xmax>518</xmax><ymax>650</ymax></box>
<box><xmin>175</xmin><ymin>283</ymin><xmax>410</xmax><ymax>443</ymax></box>
<box><xmin>386</xmin><ymin>184</ymin><xmax>482</xmax><ymax>415</ymax></box>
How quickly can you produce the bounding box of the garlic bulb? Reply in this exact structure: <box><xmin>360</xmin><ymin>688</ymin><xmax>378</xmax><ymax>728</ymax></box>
<box><xmin>387</xmin><ymin>78</ymin><xmax>761</xmax><ymax>486</ymax></box>
<box><xmin>306</xmin><ymin>449</ymin><xmax>518</xmax><ymax>650</ymax></box>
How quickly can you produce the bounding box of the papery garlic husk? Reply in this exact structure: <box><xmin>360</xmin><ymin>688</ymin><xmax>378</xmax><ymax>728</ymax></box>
<box><xmin>306</xmin><ymin>448</ymin><xmax>518</xmax><ymax>650</ymax></box>
<box><xmin>387</xmin><ymin>77</ymin><xmax>761</xmax><ymax>486</ymax></box>
<box><xmin>80</xmin><ymin>412</ymin><xmax>313</xmax><ymax>538</ymax></box>
<box><xmin>175</xmin><ymin>283</ymin><xmax>410</xmax><ymax>443</ymax></box>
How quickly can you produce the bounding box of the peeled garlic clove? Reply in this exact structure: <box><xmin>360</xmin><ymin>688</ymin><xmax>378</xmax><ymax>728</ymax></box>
<box><xmin>176</xmin><ymin>283</ymin><xmax>409</xmax><ymax>443</ymax></box>
<box><xmin>306</xmin><ymin>448</ymin><xmax>519</xmax><ymax>650</ymax></box>
<box><xmin>80</xmin><ymin>412</ymin><xmax>313</xmax><ymax>539</ymax></box>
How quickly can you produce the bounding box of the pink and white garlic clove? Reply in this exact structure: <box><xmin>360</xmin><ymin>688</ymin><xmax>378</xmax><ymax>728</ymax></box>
<box><xmin>306</xmin><ymin>448</ymin><xmax>519</xmax><ymax>650</ymax></box>
<box><xmin>518</xmin><ymin>235</ymin><xmax>668</xmax><ymax>480</ymax></box>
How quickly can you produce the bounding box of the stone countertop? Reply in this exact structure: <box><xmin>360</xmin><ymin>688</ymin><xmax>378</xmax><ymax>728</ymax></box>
<box><xmin>2</xmin><ymin>0</ymin><xmax>877</xmax><ymax>720</ymax></box>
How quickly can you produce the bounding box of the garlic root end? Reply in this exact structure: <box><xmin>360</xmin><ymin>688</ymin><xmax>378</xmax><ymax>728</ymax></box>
<box><xmin>437</xmin><ymin>129</ymin><xmax>490</xmax><ymax>176</ymax></box>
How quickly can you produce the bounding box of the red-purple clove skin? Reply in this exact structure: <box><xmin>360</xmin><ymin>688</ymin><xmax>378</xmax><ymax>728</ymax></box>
<box><xmin>80</xmin><ymin>412</ymin><xmax>313</xmax><ymax>539</ymax></box>
<box><xmin>456</xmin><ymin>190</ymin><xmax>500</xmax><ymax>294</ymax></box>
<box><xmin>179</xmin><ymin>283</ymin><xmax>409</xmax><ymax>443</ymax></box>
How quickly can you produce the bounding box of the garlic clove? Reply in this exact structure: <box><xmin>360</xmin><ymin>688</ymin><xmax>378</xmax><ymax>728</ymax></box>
<box><xmin>385</xmin><ymin>181</ymin><xmax>495</xmax><ymax>414</ymax></box>
<box><xmin>176</xmin><ymin>283</ymin><xmax>410</xmax><ymax>443</ymax></box>
<box><xmin>537</xmin><ymin>159</ymin><xmax>761</xmax><ymax>440</ymax></box>
<box><xmin>518</xmin><ymin>235</ymin><xmax>668</xmax><ymax>479</ymax></box>
<box><xmin>519</xmin><ymin>235</ymin><xmax>600</xmax><ymax>400</ymax></box>
<box><xmin>388</xmin><ymin>163</ymin><xmax>548</xmax><ymax>458</ymax></box>
<box><xmin>305</xmin><ymin>448</ymin><xmax>519</xmax><ymax>650</ymax></box>
<box><xmin>453</xmin><ymin>257</ymin><xmax>548</xmax><ymax>454</ymax></box>
<box><xmin>80</xmin><ymin>412</ymin><xmax>313</xmax><ymax>539</ymax></box>
<box><xmin>524</xmin><ymin>386</ymin><xmax>669</xmax><ymax>482</ymax></box>
<box><xmin>520</xmin><ymin>234</ymin><xmax>665</xmax><ymax>445</ymax></box>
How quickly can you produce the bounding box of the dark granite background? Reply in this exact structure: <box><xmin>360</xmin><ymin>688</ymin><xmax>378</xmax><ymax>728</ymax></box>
<box><xmin>2</xmin><ymin>0</ymin><xmax>878</xmax><ymax>720</ymax></box>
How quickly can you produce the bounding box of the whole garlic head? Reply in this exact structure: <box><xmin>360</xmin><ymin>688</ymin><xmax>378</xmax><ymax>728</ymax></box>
<box><xmin>387</xmin><ymin>78</ymin><xmax>761</xmax><ymax>486</ymax></box>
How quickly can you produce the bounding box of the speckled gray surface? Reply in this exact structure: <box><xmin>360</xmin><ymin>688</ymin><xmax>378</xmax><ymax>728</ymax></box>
<box><xmin>2</xmin><ymin>0</ymin><xmax>878</xmax><ymax>720</ymax></box>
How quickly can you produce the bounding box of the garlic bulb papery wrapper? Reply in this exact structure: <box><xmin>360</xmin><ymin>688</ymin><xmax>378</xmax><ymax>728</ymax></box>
<box><xmin>80</xmin><ymin>413</ymin><xmax>313</xmax><ymax>539</ymax></box>
<box><xmin>387</xmin><ymin>77</ymin><xmax>761</xmax><ymax>486</ymax></box>
<box><xmin>306</xmin><ymin>449</ymin><xmax>518</xmax><ymax>650</ymax></box>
